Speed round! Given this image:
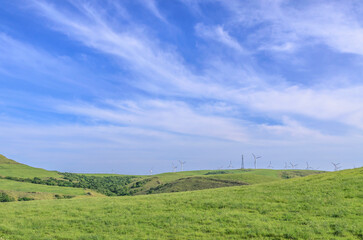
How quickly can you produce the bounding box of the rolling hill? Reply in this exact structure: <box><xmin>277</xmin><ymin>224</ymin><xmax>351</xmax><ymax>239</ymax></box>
<box><xmin>0</xmin><ymin>155</ymin><xmax>102</xmax><ymax>200</ymax></box>
<box><xmin>0</xmin><ymin>154</ymin><xmax>61</xmax><ymax>179</ymax></box>
<box><xmin>0</xmin><ymin>154</ymin><xmax>324</xmax><ymax>199</ymax></box>
<box><xmin>0</xmin><ymin>165</ymin><xmax>361</xmax><ymax>239</ymax></box>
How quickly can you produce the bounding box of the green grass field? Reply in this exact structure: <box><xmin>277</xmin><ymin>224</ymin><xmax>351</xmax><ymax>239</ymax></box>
<box><xmin>0</xmin><ymin>167</ymin><xmax>361</xmax><ymax>239</ymax></box>
<box><xmin>0</xmin><ymin>179</ymin><xmax>102</xmax><ymax>199</ymax></box>
<box><xmin>203</xmin><ymin>169</ymin><xmax>325</xmax><ymax>184</ymax></box>
<box><xmin>0</xmin><ymin>155</ymin><xmax>103</xmax><ymax>200</ymax></box>
<box><xmin>0</xmin><ymin>154</ymin><xmax>361</xmax><ymax>239</ymax></box>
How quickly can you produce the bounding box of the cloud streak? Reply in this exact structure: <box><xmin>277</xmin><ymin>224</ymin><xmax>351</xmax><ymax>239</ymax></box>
<box><xmin>19</xmin><ymin>0</ymin><xmax>363</xmax><ymax>139</ymax></box>
<box><xmin>217</xmin><ymin>0</ymin><xmax>363</xmax><ymax>55</ymax></box>
<box><xmin>195</xmin><ymin>23</ymin><xmax>245</xmax><ymax>53</ymax></box>
<box><xmin>0</xmin><ymin>0</ymin><xmax>362</xmax><ymax>172</ymax></box>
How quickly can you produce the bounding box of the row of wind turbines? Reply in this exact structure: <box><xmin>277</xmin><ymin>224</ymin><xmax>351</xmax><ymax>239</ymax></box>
<box><xmin>239</xmin><ymin>154</ymin><xmax>341</xmax><ymax>171</ymax></box>
<box><xmin>149</xmin><ymin>154</ymin><xmax>343</xmax><ymax>175</ymax></box>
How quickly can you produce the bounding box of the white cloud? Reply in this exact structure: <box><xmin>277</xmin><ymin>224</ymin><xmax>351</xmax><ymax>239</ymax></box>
<box><xmin>138</xmin><ymin>0</ymin><xmax>166</xmax><ymax>22</ymax></box>
<box><xmin>31</xmin><ymin>1</ymin><xmax>218</xmax><ymax>96</ymax></box>
<box><xmin>238</xmin><ymin>86</ymin><xmax>363</xmax><ymax>130</ymax></box>
<box><xmin>218</xmin><ymin>0</ymin><xmax>363</xmax><ymax>55</ymax></box>
<box><xmin>260</xmin><ymin>117</ymin><xmax>333</xmax><ymax>140</ymax></box>
<box><xmin>57</xmin><ymin>99</ymin><xmax>248</xmax><ymax>142</ymax></box>
<box><xmin>1</xmin><ymin>0</ymin><xmax>361</xmax><ymax>172</ymax></box>
<box><xmin>259</xmin><ymin>42</ymin><xmax>296</xmax><ymax>52</ymax></box>
<box><xmin>195</xmin><ymin>23</ymin><xmax>245</xmax><ymax>53</ymax></box>
<box><xmin>11</xmin><ymin>1</ymin><xmax>363</xmax><ymax>138</ymax></box>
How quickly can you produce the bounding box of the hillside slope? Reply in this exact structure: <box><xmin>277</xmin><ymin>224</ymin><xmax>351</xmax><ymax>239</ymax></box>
<box><xmin>131</xmin><ymin>169</ymin><xmax>324</xmax><ymax>194</ymax></box>
<box><xmin>82</xmin><ymin>169</ymin><xmax>324</xmax><ymax>195</ymax></box>
<box><xmin>0</xmin><ymin>155</ymin><xmax>18</xmax><ymax>164</ymax></box>
<box><xmin>0</xmin><ymin>167</ymin><xmax>361</xmax><ymax>239</ymax></box>
<box><xmin>0</xmin><ymin>154</ymin><xmax>325</xmax><ymax>199</ymax></box>
<box><xmin>0</xmin><ymin>154</ymin><xmax>60</xmax><ymax>178</ymax></box>
<box><xmin>0</xmin><ymin>155</ymin><xmax>102</xmax><ymax>200</ymax></box>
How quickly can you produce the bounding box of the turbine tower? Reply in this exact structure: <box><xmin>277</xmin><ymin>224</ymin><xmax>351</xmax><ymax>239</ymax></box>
<box><xmin>284</xmin><ymin>162</ymin><xmax>288</xmax><ymax>169</ymax></box>
<box><xmin>228</xmin><ymin>160</ymin><xmax>233</xmax><ymax>169</ymax></box>
<box><xmin>172</xmin><ymin>163</ymin><xmax>178</xmax><ymax>172</ymax></box>
<box><xmin>252</xmin><ymin>153</ymin><xmax>261</xmax><ymax>169</ymax></box>
<box><xmin>267</xmin><ymin>161</ymin><xmax>273</xmax><ymax>169</ymax></box>
<box><xmin>179</xmin><ymin>160</ymin><xmax>186</xmax><ymax>171</ymax></box>
<box><xmin>241</xmin><ymin>154</ymin><xmax>244</xmax><ymax>169</ymax></box>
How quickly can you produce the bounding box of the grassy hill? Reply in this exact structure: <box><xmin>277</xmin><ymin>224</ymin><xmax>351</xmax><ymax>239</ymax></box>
<box><xmin>0</xmin><ymin>155</ymin><xmax>102</xmax><ymax>200</ymax></box>
<box><xmin>0</xmin><ymin>155</ymin><xmax>19</xmax><ymax>164</ymax></box>
<box><xmin>80</xmin><ymin>168</ymin><xmax>324</xmax><ymax>195</ymax></box>
<box><xmin>0</xmin><ymin>167</ymin><xmax>361</xmax><ymax>239</ymax></box>
<box><xmin>129</xmin><ymin>169</ymin><xmax>324</xmax><ymax>195</ymax></box>
<box><xmin>0</xmin><ymin>154</ymin><xmax>60</xmax><ymax>179</ymax></box>
<box><xmin>147</xmin><ymin>177</ymin><xmax>247</xmax><ymax>194</ymax></box>
<box><xmin>0</xmin><ymin>154</ymin><xmax>325</xmax><ymax>200</ymax></box>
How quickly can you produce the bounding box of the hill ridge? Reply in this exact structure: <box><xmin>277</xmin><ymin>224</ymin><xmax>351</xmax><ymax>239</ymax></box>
<box><xmin>0</xmin><ymin>154</ymin><xmax>20</xmax><ymax>164</ymax></box>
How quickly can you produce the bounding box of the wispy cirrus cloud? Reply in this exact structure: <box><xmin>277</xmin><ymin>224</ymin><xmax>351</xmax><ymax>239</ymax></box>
<box><xmin>216</xmin><ymin>0</ymin><xmax>363</xmax><ymax>55</ymax></box>
<box><xmin>239</xmin><ymin>86</ymin><xmax>363</xmax><ymax>130</ymax></box>
<box><xmin>1</xmin><ymin>0</ymin><xmax>363</xmax><ymax>172</ymax></box>
<box><xmin>195</xmin><ymin>23</ymin><xmax>245</xmax><ymax>53</ymax></box>
<box><xmin>31</xmin><ymin>1</ymin><xmax>211</xmax><ymax>95</ymax></box>
<box><xmin>23</xmin><ymin>0</ymin><xmax>363</xmax><ymax>137</ymax></box>
<box><xmin>57</xmin><ymin>99</ymin><xmax>248</xmax><ymax>142</ymax></box>
<box><xmin>138</xmin><ymin>0</ymin><xmax>166</xmax><ymax>22</ymax></box>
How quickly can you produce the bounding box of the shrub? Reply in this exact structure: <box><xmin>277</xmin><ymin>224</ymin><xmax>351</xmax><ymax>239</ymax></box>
<box><xmin>63</xmin><ymin>195</ymin><xmax>75</xmax><ymax>199</ymax></box>
<box><xmin>55</xmin><ymin>194</ymin><xmax>75</xmax><ymax>199</ymax></box>
<box><xmin>18</xmin><ymin>197</ymin><xmax>34</xmax><ymax>201</ymax></box>
<box><xmin>205</xmin><ymin>171</ymin><xmax>229</xmax><ymax>175</ymax></box>
<box><xmin>0</xmin><ymin>192</ymin><xmax>15</xmax><ymax>202</ymax></box>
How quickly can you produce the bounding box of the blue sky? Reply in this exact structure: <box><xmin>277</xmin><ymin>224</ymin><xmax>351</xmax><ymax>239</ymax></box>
<box><xmin>1</xmin><ymin>0</ymin><xmax>363</xmax><ymax>174</ymax></box>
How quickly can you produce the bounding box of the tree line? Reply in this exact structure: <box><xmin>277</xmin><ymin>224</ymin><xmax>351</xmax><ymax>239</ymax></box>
<box><xmin>0</xmin><ymin>173</ymin><xmax>150</xmax><ymax>196</ymax></box>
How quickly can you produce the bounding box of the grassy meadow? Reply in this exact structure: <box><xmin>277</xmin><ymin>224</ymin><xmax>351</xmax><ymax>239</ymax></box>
<box><xmin>0</xmin><ymin>167</ymin><xmax>362</xmax><ymax>239</ymax></box>
<box><xmin>0</xmin><ymin>154</ymin><xmax>361</xmax><ymax>239</ymax></box>
<box><xmin>0</xmin><ymin>179</ymin><xmax>102</xmax><ymax>200</ymax></box>
<box><xmin>0</xmin><ymin>155</ymin><xmax>102</xmax><ymax>200</ymax></box>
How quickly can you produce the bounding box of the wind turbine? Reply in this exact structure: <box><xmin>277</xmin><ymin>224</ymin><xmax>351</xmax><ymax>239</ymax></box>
<box><xmin>267</xmin><ymin>161</ymin><xmax>273</xmax><ymax>169</ymax></box>
<box><xmin>284</xmin><ymin>162</ymin><xmax>289</xmax><ymax>169</ymax></box>
<box><xmin>179</xmin><ymin>160</ymin><xmax>186</xmax><ymax>171</ymax></box>
<box><xmin>332</xmin><ymin>162</ymin><xmax>341</xmax><ymax>171</ymax></box>
<box><xmin>227</xmin><ymin>160</ymin><xmax>233</xmax><ymax>169</ymax></box>
<box><xmin>252</xmin><ymin>153</ymin><xmax>261</xmax><ymax>169</ymax></box>
<box><xmin>241</xmin><ymin>154</ymin><xmax>244</xmax><ymax>169</ymax></box>
<box><xmin>290</xmin><ymin>162</ymin><xmax>298</xmax><ymax>169</ymax></box>
<box><xmin>306</xmin><ymin>162</ymin><xmax>312</xmax><ymax>170</ymax></box>
<box><xmin>172</xmin><ymin>163</ymin><xmax>178</xmax><ymax>172</ymax></box>
<box><xmin>149</xmin><ymin>169</ymin><xmax>153</xmax><ymax>175</ymax></box>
